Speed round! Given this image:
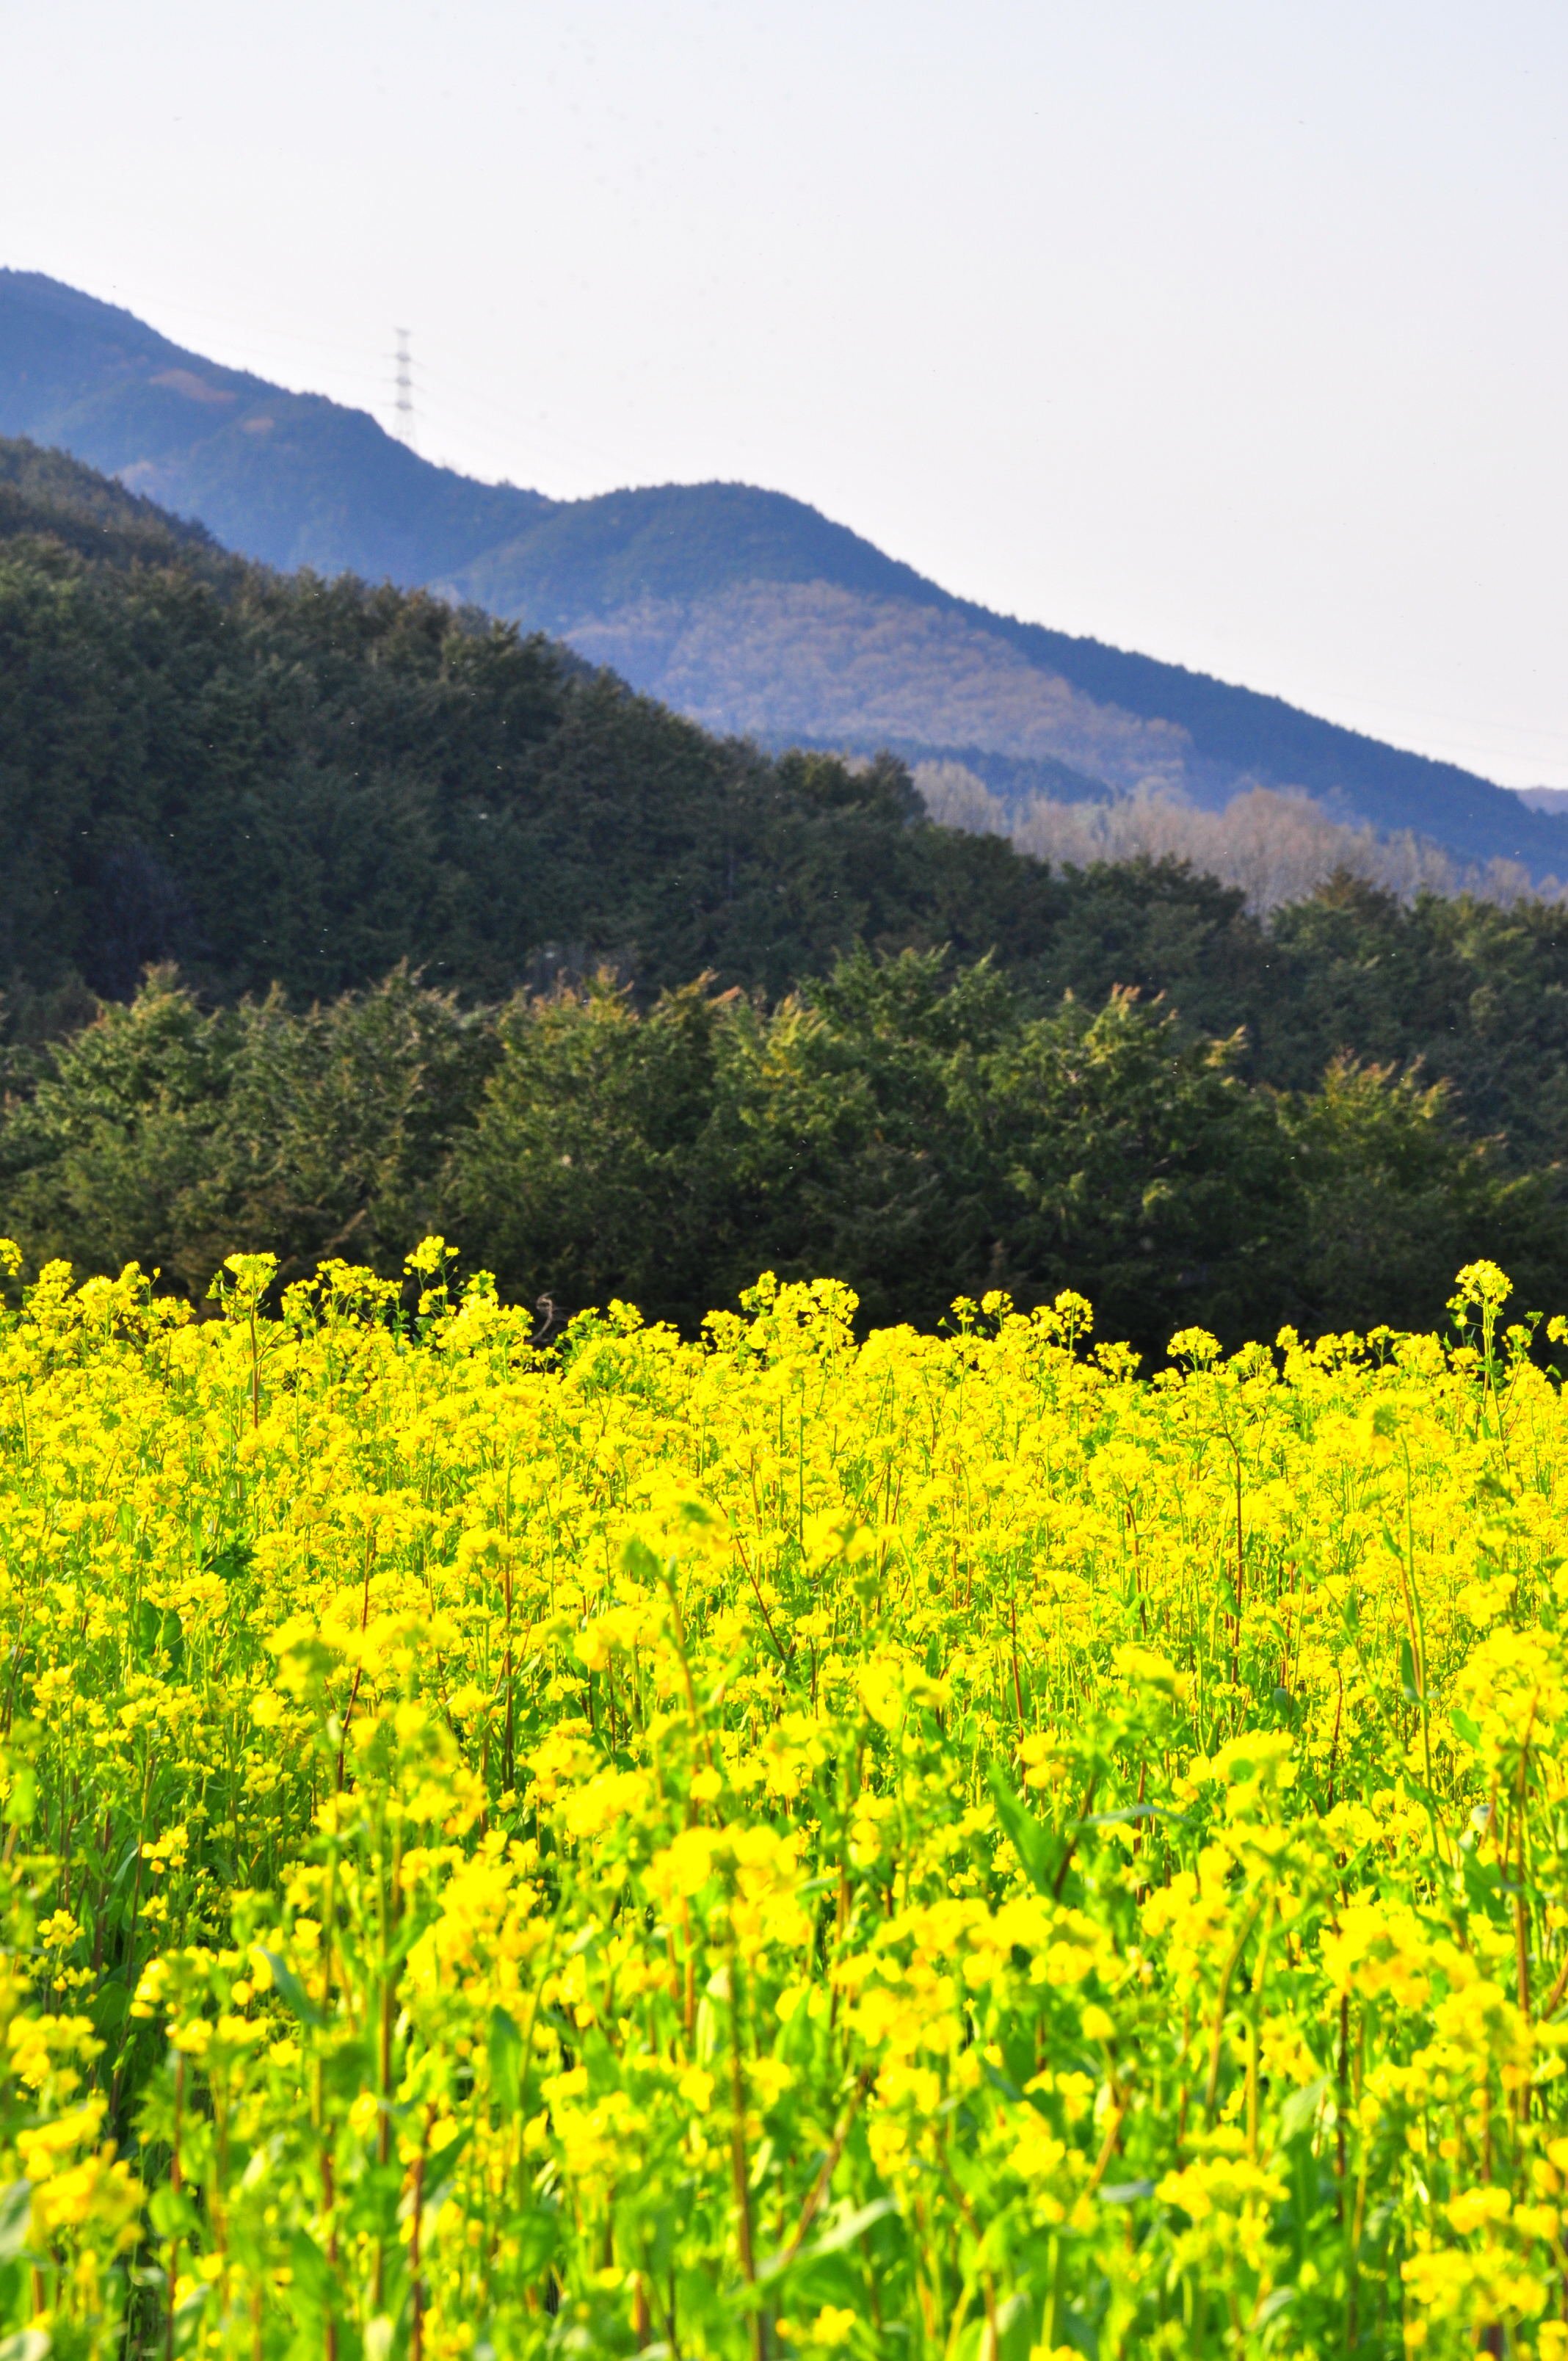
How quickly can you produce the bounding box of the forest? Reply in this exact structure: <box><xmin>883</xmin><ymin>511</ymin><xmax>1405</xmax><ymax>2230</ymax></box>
<box><xmin>6</xmin><ymin>435</ymin><xmax>1568</xmax><ymax>1349</ymax></box>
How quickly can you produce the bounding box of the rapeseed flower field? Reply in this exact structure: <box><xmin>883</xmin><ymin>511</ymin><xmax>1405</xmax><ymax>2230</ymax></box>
<box><xmin>0</xmin><ymin>1239</ymin><xmax>1565</xmax><ymax>2358</ymax></box>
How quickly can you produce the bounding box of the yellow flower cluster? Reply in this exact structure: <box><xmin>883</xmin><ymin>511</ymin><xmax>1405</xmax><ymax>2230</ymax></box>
<box><xmin>0</xmin><ymin>1247</ymin><xmax>1564</xmax><ymax>2353</ymax></box>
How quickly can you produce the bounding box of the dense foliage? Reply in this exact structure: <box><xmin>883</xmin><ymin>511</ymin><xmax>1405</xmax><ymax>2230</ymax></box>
<box><xmin>0</xmin><ymin>957</ymin><xmax>1553</xmax><ymax>1357</ymax></box>
<box><xmin>0</xmin><ymin>1249</ymin><xmax>1565</xmax><ymax>2357</ymax></box>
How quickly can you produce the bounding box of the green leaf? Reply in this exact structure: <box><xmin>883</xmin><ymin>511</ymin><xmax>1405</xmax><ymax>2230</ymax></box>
<box><xmin>1457</xmin><ymin>1845</ymin><xmax>1511</xmax><ymax>1927</ymax></box>
<box><xmin>1398</xmin><ymin>1636</ymin><xmax>1420</xmax><ymax>1705</ymax></box>
<box><xmin>286</xmin><ymin>2230</ymin><xmax>338</xmax><ymax>2322</ymax></box>
<box><xmin>259</xmin><ymin>1950</ymin><xmax>324</xmax><ymax>2029</ymax></box>
<box><xmin>621</xmin><ymin>1538</ymin><xmax>664</xmax><ymax>1586</ymax></box>
<box><xmin>756</xmin><ymin>2196</ymin><xmax>901</xmax><ymax>2287</ymax></box>
<box><xmin>488</xmin><ymin>2006</ymin><xmax>522</xmax><ymax>2115</ymax></box>
<box><xmin>981</xmin><ymin>2058</ymin><xmax>1029</xmax><ymax>2108</ymax></box>
<box><xmin>89</xmin><ymin>1982</ymin><xmax>131</xmax><ymax>2042</ymax></box>
<box><xmin>0</xmin><ymin>2183</ymin><xmax>30</xmax><ymax>2266</ymax></box>
<box><xmin>148</xmin><ymin>2184</ymin><xmax>198</xmax><ymax>2239</ymax></box>
<box><xmin>986</xmin><ymin>1765</ymin><xmax>1058</xmax><ymax>1894</ymax></box>
<box><xmin>1277</xmin><ymin>2076</ymin><xmax>1329</xmax><ymax>2146</ymax></box>
<box><xmin>343</xmin><ymin>2161</ymin><xmax>404</xmax><ymax>2241</ymax></box>
<box><xmin>800</xmin><ymin>2197</ymin><xmax>899</xmax><ymax>2261</ymax></box>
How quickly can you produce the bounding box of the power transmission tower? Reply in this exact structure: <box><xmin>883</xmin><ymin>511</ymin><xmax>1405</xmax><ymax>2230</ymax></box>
<box><xmin>392</xmin><ymin>328</ymin><xmax>416</xmax><ymax>450</ymax></box>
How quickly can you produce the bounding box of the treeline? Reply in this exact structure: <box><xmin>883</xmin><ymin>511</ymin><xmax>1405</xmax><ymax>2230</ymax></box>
<box><xmin>0</xmin><ymin>955</ymin><xmax>1553</xmax><ymax>1355</ymax></box>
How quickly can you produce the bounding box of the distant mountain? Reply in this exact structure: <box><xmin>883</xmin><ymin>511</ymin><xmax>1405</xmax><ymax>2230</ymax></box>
<box><xmin>0</xmin><ymin>269</ymin><xmax>551</xmax><ymax>581</ymax></box>
<box><xmin>2</xmin><ymin>266</ymin><xmax>1559</xmax><ymax>876</ymax></box>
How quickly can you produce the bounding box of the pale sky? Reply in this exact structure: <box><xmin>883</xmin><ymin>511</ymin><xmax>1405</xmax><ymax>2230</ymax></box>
<box><xmin>2</xmin><ymin>0</ymin><xmax>1565</xmax><ymax>784</ymax></box>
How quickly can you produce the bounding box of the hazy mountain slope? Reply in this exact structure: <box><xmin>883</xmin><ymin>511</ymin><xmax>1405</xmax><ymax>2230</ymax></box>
<box><xmin>443</xmin><ymin>479</ymin><xmax>938</xmax><ymax>620</ymax></box>
<box><xmin>551</xmin><ymin>581</ymin><xmax>1194</xmax><ymax>794</ymax></box>
<box><xmin>0</xmin><ymin>269</ymin><xmax>551</xmax><ymax>581</ymax></box>
<box><xmin>956</xmin><ymin>600</ymin><xmax>1556</xmax><ymax>869</ymax></box>
<box><xmin>444</xmin><ymin>499</ymin><xmax>1560</xmax><ymax>867</ymax></box>
<box><xmin>4</xmin><ymin>268</ymin><xmax>1560</xmax><ymax>874</ymax></box>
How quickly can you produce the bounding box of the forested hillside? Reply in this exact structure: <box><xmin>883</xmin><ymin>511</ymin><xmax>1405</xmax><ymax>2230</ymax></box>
<box><xmin>0</xmin><ymin>438</ymin><xmax>1078</xmax><ymax>1009</ymax></box>
<box><xmin>7</xmin><ymin>435</ymin><xmax>1568</xmax><ymax>1348</ymax></box>
<box><xmin>4</xmin><ymin>268</ymin><xmax>1562</xmax><ymax>872</ymax></box>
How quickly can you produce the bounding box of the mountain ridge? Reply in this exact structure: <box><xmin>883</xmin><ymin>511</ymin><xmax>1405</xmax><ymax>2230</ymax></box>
<box><xmin>0</xmin><ymin>268</ymin><xmax>553</xmax><ymax>581</ymax></box>
<box><xmin>1</xmin><ymin>266</ymin><xmax>1559</xmax><ymax>874</ymax></box>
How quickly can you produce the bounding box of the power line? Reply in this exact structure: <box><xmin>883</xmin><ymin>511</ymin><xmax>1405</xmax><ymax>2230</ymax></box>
<box><xmin>413</xmin><ymin>357</ymin><xmax>623</xmax><ymax>474</ymax></box>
